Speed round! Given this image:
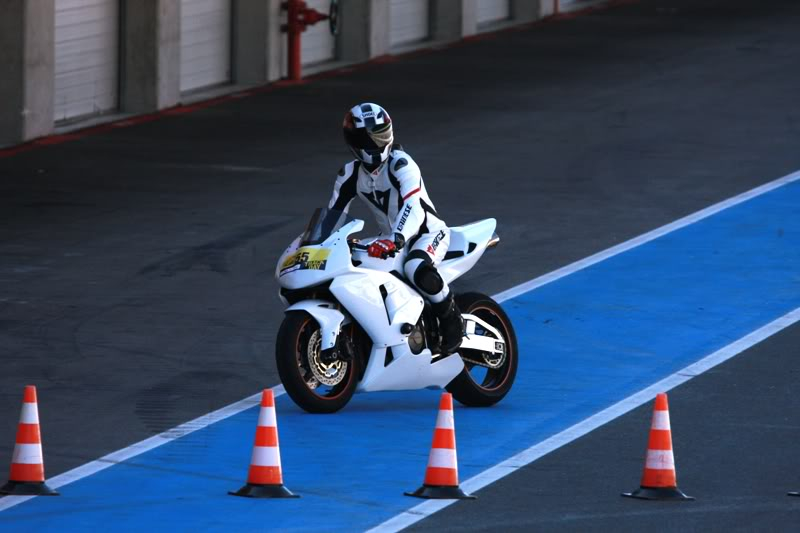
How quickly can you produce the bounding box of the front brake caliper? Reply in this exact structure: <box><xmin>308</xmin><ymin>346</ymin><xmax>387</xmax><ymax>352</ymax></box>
<box><xmin>320</xmin><ymin>333</ymin><xmax>355</xmax><ymax>363</ymax></box>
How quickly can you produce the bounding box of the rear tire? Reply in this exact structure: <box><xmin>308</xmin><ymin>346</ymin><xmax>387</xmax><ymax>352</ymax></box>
<box><xmin>446</xmin><ymin>292</ymin><xmax>518</xmax><ymax>407</ymax></box>
<box><xmin>275</xmin><ymin>311</ymin><xmax>360</xmax><ymax>413</ymax></box>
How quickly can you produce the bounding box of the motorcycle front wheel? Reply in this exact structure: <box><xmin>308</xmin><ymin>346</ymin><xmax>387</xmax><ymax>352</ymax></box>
<box><xmin>275</xmin><ymin>311</ymin><xmax>360</xmax><ymax>413</ymax></box>
<box><xmin>446</xmin><ymin>292</ymin><xmax>518</xmax><ymax>407</ymax></box>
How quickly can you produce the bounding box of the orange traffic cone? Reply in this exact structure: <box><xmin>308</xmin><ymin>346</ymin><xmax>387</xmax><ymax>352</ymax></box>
<box><xmin>405</xmin><ymin>392</ymin><xmax>475</xmax><ymax>500</ymax></box>
<box><xmin>1</xmin><ymin>385</ymin><xmax>58</xmax><ymax>496</ymax></box>
<box><xmin>229</xmin><ymin>389</ymin><xmax>298</xmax><ymax>498</ymax></box>
<box><xmin>622</xmin><ymin>392</ymin><xmax>693</xmax><ymax>501</ymax></box>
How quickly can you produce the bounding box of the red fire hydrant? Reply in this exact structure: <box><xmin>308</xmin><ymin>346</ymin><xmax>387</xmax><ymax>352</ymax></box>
<box><xmin>282</xmin><ymin>0</ymin><xmax>333</xmax><ymax>81</ymax></box>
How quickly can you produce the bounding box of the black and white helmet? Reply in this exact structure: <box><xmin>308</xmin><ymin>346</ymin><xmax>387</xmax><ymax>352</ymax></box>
<box><xmin>343</xmin><ymin>103</ymin><xmax>394</xmax><ymax>166</ymax></box>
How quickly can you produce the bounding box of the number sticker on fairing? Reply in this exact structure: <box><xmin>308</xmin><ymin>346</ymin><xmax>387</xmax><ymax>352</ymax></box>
<box><xmin>280</xmin><ymin>247</ymin><xmax>331</xmax><ymax>276</ymax></box>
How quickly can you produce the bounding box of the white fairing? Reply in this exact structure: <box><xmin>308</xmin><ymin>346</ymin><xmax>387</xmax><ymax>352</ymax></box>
<box><xmin>331</xmin><ymin>272</ymin><xmax>422</xmax><ymax>348</ymax></box>
<box><xmin>358</xmin><ymin>346</ymin><xmax>464</xmax><ymax>392</ymax></box>
<box><xmin>285</xmin><ymin>300</ymin><xmax>346</xmax><ymax>351</ymax></box>
<box><xmin>276</xmin><ymin>214</ymin><xmax>498</xmax><ymax>393</ymax></box>
<box><xmin>439</xmin><ymin>219</ymin><xmax>497</xmax><ymax>284</ymax></box>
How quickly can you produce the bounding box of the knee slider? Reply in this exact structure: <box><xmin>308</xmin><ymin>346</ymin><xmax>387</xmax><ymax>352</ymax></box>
<box><xmin>413</xmin><ymin>263</ymin><xmax>444</xmax><ymax>296</ymax></box>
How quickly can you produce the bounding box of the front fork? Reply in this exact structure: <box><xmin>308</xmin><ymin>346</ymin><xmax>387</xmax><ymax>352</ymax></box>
<box><xmin>284</xmin><ymin>299</ymin><xmax>360</xmax><ymax>366</ymax></box>
<box><xmin>285</xmin><ymin>299</ymin><xmax>346</xmax><ymax>350</ymax></box>
<box><xmin>321</xmin><ymin>328</ymin><xmax>357</xmax><ymax>364</ymax></box>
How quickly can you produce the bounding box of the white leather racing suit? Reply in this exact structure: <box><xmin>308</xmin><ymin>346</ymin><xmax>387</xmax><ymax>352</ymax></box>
<box><xmin>327</xmin><ymin>146</ymin><xmax>452</xmax><ymax>303</ymax></box>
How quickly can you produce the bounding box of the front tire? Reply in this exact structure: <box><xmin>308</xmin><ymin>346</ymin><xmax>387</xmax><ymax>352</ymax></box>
<box><xmin>446</xmin><ymin>292</ymin><xmax>518</xmax><ymax>407</ymax></box>
<box><xmin>275</xmin><ymin>311</ymin><xmax>360</xmax><ymax>413</ymax></box>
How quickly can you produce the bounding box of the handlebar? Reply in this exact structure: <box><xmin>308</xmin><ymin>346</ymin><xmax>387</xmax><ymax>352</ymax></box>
<box><xmin>348</xmin><ymin>240</ymin><xmax>370</xmax><ymax>251</ymax></box>
<box><xmin>348</xmin><ymin>239</ymin><xmax>397</xmax><ymax>258</ymax></box>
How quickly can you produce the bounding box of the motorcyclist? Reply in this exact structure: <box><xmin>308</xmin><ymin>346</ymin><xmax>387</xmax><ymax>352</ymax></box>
<box><xmin>328</xmin><ymin>102</ymin><xmax>464</xmax><ymax>353</ymax></box>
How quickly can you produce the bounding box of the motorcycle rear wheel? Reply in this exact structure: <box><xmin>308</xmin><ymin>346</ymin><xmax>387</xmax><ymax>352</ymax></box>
<box><xmin>275</xmin><ymin>311</ymin><xmax>360</xmax><ymax>413</ymax></box>
<box><xmin>446</xmin><ymin>292</ymin><xmax>518</xmax><ymax>407</ymax></box>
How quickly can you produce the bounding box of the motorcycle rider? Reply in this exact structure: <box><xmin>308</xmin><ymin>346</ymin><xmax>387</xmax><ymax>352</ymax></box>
<box><xmin>328</xmin><ymin>102</ymin><xmax>464</xmax><ymax>353</ymax></box>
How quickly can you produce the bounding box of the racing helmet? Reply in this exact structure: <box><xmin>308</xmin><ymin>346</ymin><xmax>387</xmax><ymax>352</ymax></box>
<box><xmin>342</xmin><ymin>103</ymin><xmax>394</xmax><ymax>166</ymax></box>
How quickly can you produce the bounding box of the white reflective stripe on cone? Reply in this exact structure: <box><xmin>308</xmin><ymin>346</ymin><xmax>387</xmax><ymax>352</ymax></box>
<box><xmin>19</xmin><ymin>403</ymin><xmax>40</xmax><ymax>424</ymax></box>
<box><xmin>428</xmin><ymin>448</ymin><xmax>457</xmax><ymax>469</ymax></box>
<box><xmin>651</xmin><ymin>411</ymin><xmax>670</xmax><ymax>430</ymax></box>
<box><xmin>435</xmin><ymin>411</ymin><xmax>454</xmax><ymax>430</ymax></box>
<box><xmin>257</xmin><ymin>407</ymin><xmax>277</xmax><ymax>427</ymax></box>
<box><xmin>644</xmin><ymin>449</ymin><xmax>675</xmax><ymax>470</ymax></box>
<box><xmin>250</xmin><ymin>446</ymin><xmax>281</xmax><ymax>467</ymax></box>
<box><xmin>12</xmin><ymin>443</ymin><xmax>43</xmax><ymax>464</ymax></box>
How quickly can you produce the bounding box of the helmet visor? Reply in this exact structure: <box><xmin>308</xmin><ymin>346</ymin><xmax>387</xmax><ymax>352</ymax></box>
<box><xmin>344</xmin><ymin>127</ymin><xmax>383</xmax><ymax>156</ymax></box>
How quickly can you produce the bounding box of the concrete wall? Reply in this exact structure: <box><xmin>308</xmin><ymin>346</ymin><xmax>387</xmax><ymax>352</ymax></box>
<box><xmin>338</xmin><ymin>0</ymin><xmax>391</xmax><ymax>63</ymax></box>
<box><xmin>235</xmin><ymin>0</ymin><xmax>282</xmax><ymax>84</ymax></box>
<box><xmin>0</xmin><ymin>0</ymin><xmax>557</xmax><ymax>147</ymax></box>
<box><xmin>0</xmin><ymin>0</ymin><xmax>54</xmax><ymax>145</ymax></box>
<box><xmin>122</xmin><ymin>0</ymin><xmax>181</xmax><ymax>113</ymax></box>
<box><xmin>267</xmin><ymin>0</ymin><xmax>285</xmax><ymax>81</ymax></box>
<box><xmin>433</xmin><ymin>0</ymin><xmax>476</xmax><ymax>41</ymax></box>
<box><xmin>513</xmin><ymin>0</ymin><xmax>544</xmax><ymax>23</ymax></box>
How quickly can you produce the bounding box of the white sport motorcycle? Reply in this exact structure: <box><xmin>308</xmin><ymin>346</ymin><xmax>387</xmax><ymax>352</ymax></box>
<box><xmin>275</xmin><ymin>208</ymin><xmax>518</xmax><ymax>413</ymax></box>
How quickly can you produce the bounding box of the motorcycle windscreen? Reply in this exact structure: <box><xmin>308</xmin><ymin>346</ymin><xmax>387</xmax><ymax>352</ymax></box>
<box><xmin>301</xmin><ymin>207</ymin><xmax>356</xmax><ymax>245</ymax></box>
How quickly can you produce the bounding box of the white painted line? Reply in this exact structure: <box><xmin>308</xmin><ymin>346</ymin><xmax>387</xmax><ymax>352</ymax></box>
<box><xmin>368</xmin><ymin>307</ymin><xmax>800</xmax><ymax>533</ymax></box>
<box><xmin>2</xmin><ymin>169</ymin><xmax>798</xmax><ymax>514</ymax></box>
<box><xmin>493</xmin><ymin>169</ymin><xmax>800</xmax><ymax>303</ymax></box>
<box><xmin>0</xmin><ymin>385</ymin><xmax>285</xmax><ymax>512</ymax></box>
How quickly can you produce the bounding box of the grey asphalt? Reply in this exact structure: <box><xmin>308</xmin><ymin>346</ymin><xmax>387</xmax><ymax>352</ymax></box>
<box><xmin>1</xmin><ymin>0</ymin><xmax>799</xmax><ymax>529</ymax></box>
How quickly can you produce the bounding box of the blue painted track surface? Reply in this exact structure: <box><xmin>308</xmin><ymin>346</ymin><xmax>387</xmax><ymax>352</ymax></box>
<box><xmin>1</xmin><ymin>181</ymin><xmax>798</xmax><ymax>531</ymax></box>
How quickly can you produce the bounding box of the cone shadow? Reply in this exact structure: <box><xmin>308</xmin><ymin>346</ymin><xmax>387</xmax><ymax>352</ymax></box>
<box><xmin>0</xmin><ymin>481</ymin><xmax>59</xmax><ymax>496</ymax></box>
<box><xmin>621</xmin><ymin>486</ymin><xmax>694</xmax><ymax>501</ymax></box>
<box><xmin>405</xmin><ymin>484</ymin><xmax>476</xmax><ymax>500</ymax></box>
<box><xmin>229</xmin><ymin>483</ymin><xmax>300</xmax><ymax>498</ymax></box>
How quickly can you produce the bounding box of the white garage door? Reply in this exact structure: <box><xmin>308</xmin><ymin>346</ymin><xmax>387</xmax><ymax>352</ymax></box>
<box><xmin>180</xmin><ymin>0</ymin><xmax>231</xmax><ymax>92</ymax></box>
<box><xmin>477</xmin><ymin>0</ymin><xmax>511</xmax><ymax>25</ymax></box>
<box><xmin>54</xmin><ymin>0</ymin><xmax>119</xmax><ymax>122</ymax></box>
<box><xmin>301</xmin><ymin>0</ymin><xmax>336</xmax><ymax>65</ymax></box>
<box><xmin>390</xmin><ymin>0</ymin><xmax>430</xmax><ymax>47</ymax></box>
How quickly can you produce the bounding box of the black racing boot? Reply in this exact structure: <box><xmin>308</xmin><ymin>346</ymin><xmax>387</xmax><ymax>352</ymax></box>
<box><xmin>432</xmin><ymin>293</ymin><xmax>465</xmax><ymax>354</ymax></box>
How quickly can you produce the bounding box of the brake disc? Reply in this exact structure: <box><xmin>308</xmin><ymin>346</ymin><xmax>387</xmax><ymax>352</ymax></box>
<box><xmin>306</xmin><ymin>330</ymin><xmax>348</xmax><ymax>386</ymax></box>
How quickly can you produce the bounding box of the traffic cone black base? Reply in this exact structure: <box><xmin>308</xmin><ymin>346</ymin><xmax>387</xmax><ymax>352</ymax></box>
<box><xmin>405</xmin><ymin>484</ymin><xmax>476</xmax><ymax>500</ymax></box>
<box><xmin>0</xmin><ymin>480</ymin><xmax>59</xmax><ymax>496</ymax></box>
<box><xmin>788</xmin><ymin>491</ymin><xmax>800</xmax><ymax>497</ymax></box>
<box><xmin>229</xmin><ymin>483</ymin><xmax>299</xmax><ymax>499</ymax></box>
<box><xmin>622</xmin><ymin>486</ymin><xmax>694</xmax><ymax>501</ymax></box>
